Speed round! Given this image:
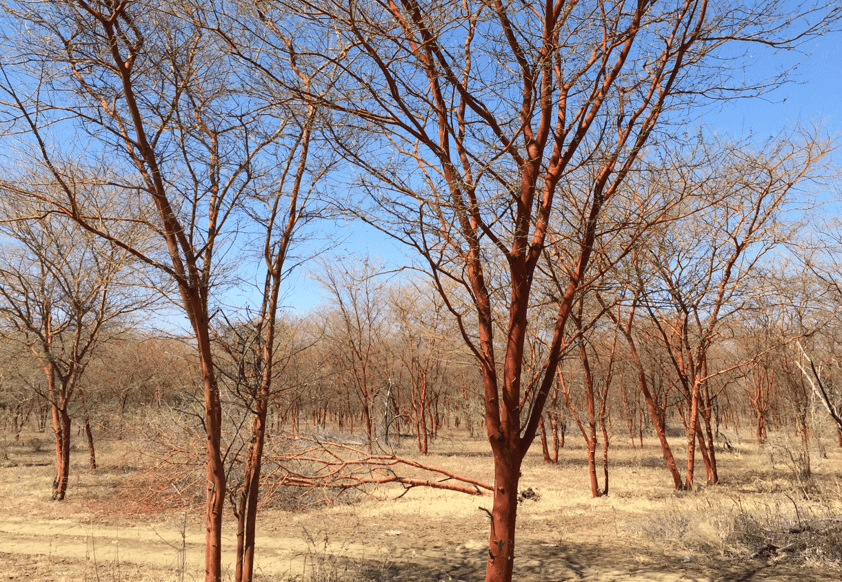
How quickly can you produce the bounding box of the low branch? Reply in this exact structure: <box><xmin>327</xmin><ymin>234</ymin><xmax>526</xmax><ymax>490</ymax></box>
<box><xmin>262</xmin><ymin>436</ymin><xmax>492</xmax><ymax>499</ymax></box>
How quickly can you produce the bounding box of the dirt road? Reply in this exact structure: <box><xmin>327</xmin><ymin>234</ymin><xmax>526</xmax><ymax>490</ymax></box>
<box><xmin>0</xmin><ymin>514</ymin><xmax>827</xmax><ymax>581</ymax></box>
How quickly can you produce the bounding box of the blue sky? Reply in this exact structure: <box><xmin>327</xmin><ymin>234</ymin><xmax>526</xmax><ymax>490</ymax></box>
<box><xmin>713</xmin><ymin>31</ymin><xmax>841</xmax><ymax>137</ymax></box>
<box><xmin>277</xmin><ymin>26</ymin><xmax>842</xmax><ymax>315</ymax></box>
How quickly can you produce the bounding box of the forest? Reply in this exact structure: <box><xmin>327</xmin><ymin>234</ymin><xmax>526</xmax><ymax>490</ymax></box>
<box><xmin>0</xmin><ymin>1</ymin><xmax>841</xmax><ymax>582</ymax></box>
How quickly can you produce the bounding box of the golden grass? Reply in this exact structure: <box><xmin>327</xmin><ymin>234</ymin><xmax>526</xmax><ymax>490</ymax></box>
<box><xmin>1</xmin><ymin>425</ymin><xmax>841</xmax><ymax>581</ymax></box>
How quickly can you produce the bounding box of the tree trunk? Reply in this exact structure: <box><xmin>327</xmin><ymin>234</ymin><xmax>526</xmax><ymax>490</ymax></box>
<box><xmin>235</xmin><ymin>401</ymin><xmax>268</xmax><ymax>582</ymax></box>
<box><xmin>586</xmin><ymin>435</ymin><xmax>600</xmax><ymax>497</ymax></box>
<box><xmin>412</xmin><ymin>375</ymin><xmax>429</xmax><ymax>455</ymax></box>
<box><xmin>362</xmin><ymin>396</ymin><xmax>373</xmax><ymax>451</ymax></box>
<box><xmin>757</xmin><ymin>410</ymin><xmax>767</xmax><ymax>445</ymax></box>
<box><xmin>600</xmin><ymin>400</ymin><xmax>610</xmax><ymax>496</ymax></box>
<box><xmin>79</xmin><ymin>389</ymin><xmax>96</xmax><ymax>472</ymax></box>
<box><xmin>194</xmin><ymin>317</ymin><xmax>226</xmax><ymax>582</ymax></box>
<box><xmin>685</xmin><ymin>380</ymin><xmax>702</xmax><ymax>490</ymax></box>
<box><xmin>627</xmin><ymin>335</ymin><xmax>684</xmax><ymax>489</ymax></box>
<box><xmin>485</xmin><ymin>446</ymin><xmax>523</xmax><ymax>582</ymax></box>
<box><xmin>552</xmin><ymin>416</ymin><xmax>564</xmax><ymax>454</ymax></box>
<box><xmin>52</xmin><ymin>406</ymin><xmax>71</xmax><ymax>501</ymax></box>
<box><xmin>694</xmin><ymin>418</ymin><xmax>714</xmax><ymax>484</ymax></box>
<box><xmin>582</xmin><ymin>345</ymin><xmax>601</xmax><ymax>497</ymax></box>
<box><xmin>84</xmin><ymin>418</ymin><xmax>96</xmax><ymax>472</ymax></box>
<box><xmin>538</xmin><ymin>415</ymin><xmax>552</xmax><ymax>464</ymax></box>
<box><xmin>799</xmin><ymin>417</ymin><xmax>811</xmax><ymax>477</ymax></box>
<box><xmin>699</xmin><ymin>382</ymin><xmax>718</xmax><ymax>484</ymax></box>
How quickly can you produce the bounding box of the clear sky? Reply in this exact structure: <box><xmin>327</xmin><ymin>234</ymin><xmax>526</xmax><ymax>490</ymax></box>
<box><xmin>713</xmin><ymin>30</ymin><xmax>841</xmax><ymax>137</ymax></box>
<box><xmin>277</xmin><ymin>26</ymin><xmax>842</xmax><ymax>315</ymax></box>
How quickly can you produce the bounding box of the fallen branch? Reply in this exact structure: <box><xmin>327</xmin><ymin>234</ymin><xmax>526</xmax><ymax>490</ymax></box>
<box><xmin>261</xmin><ymin>435</ymin><xmax>492</xmax><ymax>499</ymax></box>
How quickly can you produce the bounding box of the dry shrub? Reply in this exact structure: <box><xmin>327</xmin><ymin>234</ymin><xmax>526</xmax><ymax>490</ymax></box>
<box><xmin>258</xmin><ymin>526</ymin><xmax>393</xmax><ymax>582</ymax></box>
<box><xmin>90</xmin><ymin>410</ymin><xmax>207</xmax><ymax>516</ymax></box>
<box><xmin>637</xmin><ymin>490</ymin><xmax>842</xmax><ymax>571</ymax></box>
<box><xmin>767</xmin><ymin>438</ymin><xmax>815</xmax><ymax>494</ymax></box>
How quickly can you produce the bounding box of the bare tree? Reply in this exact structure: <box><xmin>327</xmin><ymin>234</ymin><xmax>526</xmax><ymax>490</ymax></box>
<box><xmin>265</xmin><ymin>2</ymin><xmax>841</xmax><ymax>578</ymax></box>
<box><xmin>0</xmin><ymin>3</ymin><xmax>315</xmax><ymax>579</ymax></box>
<box><xmin>317</xmin><ymin>258</ymin><xmax>389</xmax><ymax>451</ymax></box>
<box><xmin>220</xmin><ymin>97</ymin><xmax>323</xmax><ymax>581</ymax></box>
<box><xmin>633</xmin><ymin>132</ymin><xmax>831</xmax><ymax>488</ymax></box>
<box><xmin>0</xmin><ymin>196</ymin><xmax>149</xmax><ymax>499</ymax></box>
<box><xmin>273</xmin><ymin>2</ymin><xmax>842</xmax><ymax>578</ymax></box>
<box><xmin>558</xmin><ymin>300</ymin><xmax>619</xmax><ymax>497</ymax></box>
<box><xmin>390</xmin><ymin>279</ymin><xmax>450</xmax><ymax>454</ymax></box>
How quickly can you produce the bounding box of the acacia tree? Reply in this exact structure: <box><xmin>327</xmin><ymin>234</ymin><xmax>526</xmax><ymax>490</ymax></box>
<box><xmin>390</xmin><ymin>280</ymin><xmax>450</xmax><ymax>454</ymax></box>
<box><xmin>0</xmin><ymin>197</ymin><xmax>149</xmax><ymax>500</ymax></box>
<box><xmin>796</xmin><ymin>216</ymin><xmax>842</xmax><ymax>441</ymax></box>
<box><xmin>218</xmin><ymin>100</ymin><xmax>323</xmax><ymax>582</ymax></box>
<box><xmin>0</xmin><ymin>3</ymin><xmax>315</xmax><ymax>579</ymax></box>
<box><xmin>268</xmin><ymin>1</ymin><xmax>840</xmax><ymax>579</ymax></box>
<box><xmin>633</xmin><ymin>133</ymin><xmax>831</xmax><ymax>489</ymax></box>
<box><xmin>557</xmin><ymin>301</ymin><xmax>619</xmax><ymax>497</ymax></box>
<box><xmin>317</xmin><ymin>259</ymin><xmax>390</xmax><ymax>451</ymax></box>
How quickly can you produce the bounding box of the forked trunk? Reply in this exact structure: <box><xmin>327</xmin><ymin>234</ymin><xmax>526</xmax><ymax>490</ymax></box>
<box><xmin>626</xmin><ymin>334</ymin><xmax>683</xmax><ymax>489</ymax></box>
<box><xmin>417</xmin><ymin>415</ymin><xmax>429</xmax><ymax>454</ymax></box>
<box><xmin>700</xmin><ymin>388</ymin><xmax>718</xmax><ymax>484</ymax></box>
<box><xmin>413</xmin><ymin>382</ymin><xmax>429</xmax><ymax>454</ymax></box>
<box><xmin>235</xmin><ymin>401</ymin><xmax>268</xmax><ymax>582</ymax></box>
<box><xmin>685</xmin><ymin>382</ymin><xmax>701</xmax><ymax>490</ymax></box>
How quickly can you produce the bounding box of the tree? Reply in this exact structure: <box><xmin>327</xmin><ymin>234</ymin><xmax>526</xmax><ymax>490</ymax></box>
<box><xmin>558</xmin><ymin>300</ymin><xmax>619</xmax><ymax>497</ymax></box>
<box><xmin>0</xmin><ymin>3</ymin><xmax>317</xmax><ymax>579</ymax></box>
<box><xmin>390</xmin><ymin>279</ymin><xmax>450</xmax><ymax>454</ymax></box>
<box><xmin>632</xmin><ymin>132</ymin><xmax>831</xmax><ymax>488</ymax></box>
<box><xmin>0</xmin><ymin>196</ymin><xmax>149</xmax><ymax>499</ymax></box>
<box><xmin>269</xmin><ymin>1</ymin><xmax>840</xmax><ymax>579</ymax></box>
<box><xmin>219</xmin><ymin>97</ymin><xmax>322</xmax><ymax>581</ymax></box>
<box><xmin>317</xmin><ymin>259</ymin><xmax>390</xmax><ymax>451</ymax></box>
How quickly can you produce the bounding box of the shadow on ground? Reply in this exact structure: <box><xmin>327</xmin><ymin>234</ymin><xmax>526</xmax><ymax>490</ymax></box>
<box><xmin>323</xmin><ymin>539</ymin><xmax>837</xmax><ymax>582</ymax></box>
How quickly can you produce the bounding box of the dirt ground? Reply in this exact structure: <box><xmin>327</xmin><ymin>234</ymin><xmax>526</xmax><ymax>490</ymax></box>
<box><xmin>1</xmin><ymin>431</ymin><xmax>840</xmax><ymax>581</ymax></box>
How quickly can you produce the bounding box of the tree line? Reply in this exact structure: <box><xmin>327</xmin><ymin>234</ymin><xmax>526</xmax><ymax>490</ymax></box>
<box><xmin>0</xmin><ymin>2</ymin><xmax>841</xmax><ymax>582</ymax></box>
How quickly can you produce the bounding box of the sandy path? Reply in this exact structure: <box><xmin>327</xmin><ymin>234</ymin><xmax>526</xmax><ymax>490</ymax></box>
<box><xmin>0</xmin><ymin>515</ymin><xmax>831</xmax><ymax>581</ymax></box>
<box><xmin>0</xmin><ymin>516</ymin><xmax>389</xmax><ymax>577</ymax></box>
<box><xmin>0</xmin><ymin>515</ymin><xmax>695</xmax><ymax>581</ymax></box>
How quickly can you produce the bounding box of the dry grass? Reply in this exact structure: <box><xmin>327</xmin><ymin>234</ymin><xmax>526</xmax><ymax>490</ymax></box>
<box><xmin>1</xmin><ymin>426</ymin><xmax>841</xmax><ymax>581</ymax></box>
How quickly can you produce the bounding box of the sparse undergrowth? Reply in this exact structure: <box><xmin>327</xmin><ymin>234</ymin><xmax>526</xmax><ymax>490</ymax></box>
<box><xmin>635</xmin><ymin>473</ymin><xmax>842</xmax><ymax>572</ymax></box>
<box><xmin>1</xmin><ymin>428</ymin><xmax>841</xmax><ymax>581</ymax></box>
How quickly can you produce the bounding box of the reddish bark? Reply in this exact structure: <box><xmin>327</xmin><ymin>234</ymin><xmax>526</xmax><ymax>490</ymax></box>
<box><xmin>260</xmin><ymin>0</ymin><xmax>779</xmax><ymax>578</ymax></box>
<box><xmin>538</xmin><ymin>415</ymin><xmax>552</xmax><ymax>464</ymax></box>
<box><xmin>560</xmin><ymin>341</ymin><xmax>603</xmax><ymax>497</ymax></box>
<box><xmin>614</xmin><ymin>301</ymin><xmax>684</xmax><ymax>489</ymax></box>
<box><xmin>78</xmin><ymin>389</ymin><xmax>96</xmax><ymax>472</ymax></box>
<box><xmin>51</xmin><ymin>404</ymin><xmax>71</xmax><ymax>501</ymax></box>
